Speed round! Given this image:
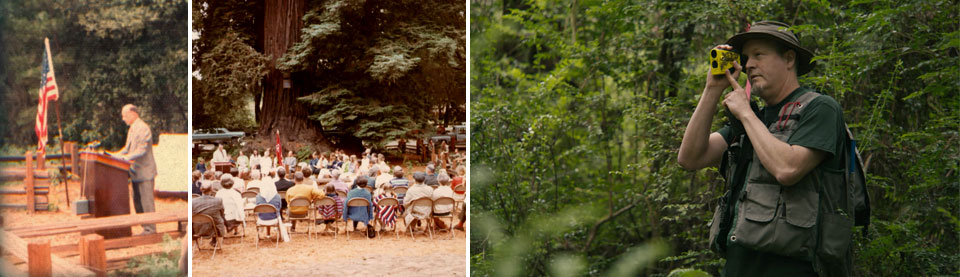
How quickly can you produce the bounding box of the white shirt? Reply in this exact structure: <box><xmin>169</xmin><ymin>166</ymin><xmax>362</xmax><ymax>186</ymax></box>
<box><xmin>432</xmin><ymin>185</ymin><xmax>455</xmax><ymax>214</ymax></box>
<box><xmin>375</xmin><ymin>173</ymin><xmax>392</xmax><ymax>188</ymax></box>
<box><xmin>215</xmin><ymin>188</ymin><xmax>245</xmax><ymax>222</ymax></box>
<box><xmin>236</xmin><ymin>155</ymin><xmax>249</xmax><ymax>170</ymax></box>
<box><xmin>212</xmin><ymin>149</ymin><xmax>229</xmax><ymax>163</ymax></box>
<box><xmin>259</xmin><ymin>157</ymin><xmax>273</xmax><ymax>174</ymax></box>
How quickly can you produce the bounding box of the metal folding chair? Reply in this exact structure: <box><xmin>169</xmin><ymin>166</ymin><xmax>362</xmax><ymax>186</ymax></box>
<box><xmin>433</xmin><ymin>197</ymin><xmax>456</xmax><ymax>240</ymax></box>
<box><xmin>375</xmin><ymin>197</ymin><xmax>400</xmax><ymax>240</ymax></box>
<box><xmin>253</xmin><ymin>203</ymin><xmax>282</xmax><ymax>248</ymax></box>
<box><xmin>345</xmin><ymin>197</ymin><xmax>372</xmax><ymax>240</ymax></box>
<box><xmin>192</xmin><ymin>214</ymin><xmax>222</xmax><ymax>259</ymax></box>
<box><xmin>286</xmin><ymin>197</ymin><xmax>314</xmax><ymax>239</ymax></box>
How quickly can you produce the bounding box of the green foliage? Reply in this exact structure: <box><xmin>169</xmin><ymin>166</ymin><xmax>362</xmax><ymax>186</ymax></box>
<box><xmin>0</xmin><ymin>0</ymin><xmax>188</xmax><ymax>149</ymax></box>
<box><xmin>114</xmin><ymin>234</ymin><xmax>182</xmax><ymax>277</ymax></box>
<box><xmin>279</xmin><ymin>0</ymin><xmax>466</xmax><ymax>145</ymax></box>
<box><xmin>191</xmin><ymin>0</ymin><xmax>265</xmax><ymax>131</ymax></box>
<box><xmin>194</xmin><ymin>30</ymin><xmax>268</xmax><ymax>130</ymax></box>
<box><xmin>471</xmin><ymin>0</ymin><xmax>958</xmax><ymax>276</ymax></box>
<box><xmin>295</xmin><ymin>144</ymin><xmax>314</xmax><ymax>163</ymax></box>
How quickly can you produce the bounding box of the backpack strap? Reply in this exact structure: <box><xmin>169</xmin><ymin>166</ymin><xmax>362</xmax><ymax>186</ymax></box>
<box><xmin>767</xmin><ymin>91</ymin><xmax>821</xmax><ymax>134</ymax></box>
<box><xmin>845</xmin><ymin>125</ymin><xmax>871</xmax><ymax>232</ymax></box>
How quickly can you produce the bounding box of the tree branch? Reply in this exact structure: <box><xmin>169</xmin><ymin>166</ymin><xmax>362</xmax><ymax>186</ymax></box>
<box><xmin>581</xmin><ymin>198</ymin><xmax>641</xmax><ymax>252</ymax></box>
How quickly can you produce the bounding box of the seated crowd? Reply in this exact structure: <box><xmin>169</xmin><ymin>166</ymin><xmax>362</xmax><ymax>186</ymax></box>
<box><xmin>192</xmin><ymin>145</ymin><xmax>466</xmax><ymax>246</ymax></box>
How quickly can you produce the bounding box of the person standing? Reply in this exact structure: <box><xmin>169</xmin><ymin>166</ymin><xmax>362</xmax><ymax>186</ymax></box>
<box><xmin>212</xmin><ymin>144</ymin><xmax>229</xmax><ymax>163</ymax></box>
<box><xmin>117</xmin><ymin>104</ymin><xmax>158</xmax><ymax>235</ymax></box>
<box><xmin>236</xmin><ymin>149</ymin><xmax>249</xmax><ymax>174</ymax></box>
<box><xmin>283</xmin><ymin>150</ymin><xmax>297</xmax><ymax>171</ymax></box>
<box><xmin>677</xmin><ymin>21</ymin><xmax>849</xmax><ymax>276</ymax></box>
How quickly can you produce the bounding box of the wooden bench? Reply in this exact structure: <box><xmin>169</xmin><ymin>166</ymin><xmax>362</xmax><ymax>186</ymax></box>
<box><xmin>7</xmin><ymin>211</ymin><xmax>187</xmax><ymax>238</ymax></box>
<box><xmin>1</xmin><ymin>229</ymin><xmax>95</xmax><ymax>276</ymax></box>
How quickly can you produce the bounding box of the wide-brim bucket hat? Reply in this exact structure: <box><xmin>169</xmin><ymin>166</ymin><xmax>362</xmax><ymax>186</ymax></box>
<box><xmin>726</xmin><ymin>21</ymin><xmax>816</xmax><ymax>75</ymax></box>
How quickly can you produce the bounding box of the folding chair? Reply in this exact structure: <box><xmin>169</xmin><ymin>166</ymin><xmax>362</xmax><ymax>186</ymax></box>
<box><xmin>375</xmin><ymin>197</ymin><xmax>400</xmax><ymax>240</ymax></box>
<box><xmin>192</xmin><ymin>193</ymin><xmax>201</xmax><ymax>198</ymax></box>
<box><xmin>453</xmin><ymin>184</ymin><xmax>466</xmax><ymax>215</ymax></box>
<box><xmin>345</xmin><ymin>197</ymin><xmax>372</xmax><ymax>240</ymax></box>
<box><xmin>313</xmin><ymin>197</ymin><xmax>342</xmax><ymax>239</ymax></box>
<box><xmin>253</xmin><ymin>204</ymin><xmax>282</xmax><ymax>248</ymax></box>
<box><xmin>286</xmin><ymin>197</ymin><xmax>314</xmax><ymax>239</ymax></box>
<box><xmin>240</xmin><ymin>190</ymin><xmax>259</xmax><ymax>239</ymax></box>
<box><xmin>278</xmin><ymin>191</ymin><xmax>288</xmax><ymax>217</ymax></box>
<box><xmin>394</xmin><ymin>186</ymin><xmax>408</xmax><ymax>196</ymax></box>
<box><xmin>433</xmin><ymin>197</ymin><xmax>456</xmax><ymax>239</ymax></box>
<box><xmin>247</xmin><ymin>187</ymin><xmax>260</xmax><ymax>195</ymax></box>
<box><xmin>192</xmin><ymin>214</ymin><xmax>222</xmax><ymax>259</ymax></box>
<box><xmin>406</xmin><ymin>198</ymin><xmax>434</xmax><ymax>240</ymax></box>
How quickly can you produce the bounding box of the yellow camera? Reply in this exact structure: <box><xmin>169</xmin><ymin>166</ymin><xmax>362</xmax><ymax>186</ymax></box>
<box><xmin>710</xmin><ymin>49</ymin><xmax>740</xmax><ymax>75</ymax></box>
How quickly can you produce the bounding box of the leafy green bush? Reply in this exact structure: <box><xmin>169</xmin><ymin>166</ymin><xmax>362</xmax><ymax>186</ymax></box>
<box><xmin>114</xmin><ymin>234</ymin><xmax>183</xmax><ymax>277</ymax></box>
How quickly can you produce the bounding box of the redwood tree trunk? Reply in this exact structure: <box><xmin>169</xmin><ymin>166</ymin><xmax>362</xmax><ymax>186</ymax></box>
<box><xmin>258</xmin><ymin>0</ymin><xmax>319</xmax><ymax>142</ymax></box>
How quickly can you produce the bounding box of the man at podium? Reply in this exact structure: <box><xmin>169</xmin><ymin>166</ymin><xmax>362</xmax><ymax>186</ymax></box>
<box><xmin>117</xmin><ymin>104</ymin><xmax>158</xmax><ymax>235</ymax></box>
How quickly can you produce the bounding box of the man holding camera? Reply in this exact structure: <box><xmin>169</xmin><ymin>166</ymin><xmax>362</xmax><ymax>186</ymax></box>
<box><xmin>678</xmin><ymin>21</ymin><xmax>850</xmax><ymax>276</ymax></box>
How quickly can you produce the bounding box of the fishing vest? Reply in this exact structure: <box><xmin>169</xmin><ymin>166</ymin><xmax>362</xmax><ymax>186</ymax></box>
<box><xmin>709</xmin><ymin>91</ymin><xmax>858</xmax><ymax>276</ymax></box>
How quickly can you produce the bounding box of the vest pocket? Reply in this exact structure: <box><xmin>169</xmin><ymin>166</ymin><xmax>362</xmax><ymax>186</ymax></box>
<box><xmin>741</xmin><ymin>182</ymin><xmax>779</xmax><ymax>223</ymax></box>
<box><xmin>732</xmin><ymin>181</ymin><xmax>817</xmax><ymax>259</ymax></box>
<box><xmin>817</xmin><ymin>212</ymin><xmax>853</xmax><ymax>262</ymax></box>
<box><xmin>708</xmin><ymin>203</ymin><xmax>725</xmax><ymax>254</ymax></box>
<box><xmin>783</xmin><ymin>183</ymin><xmax>819</xmax><ymax>228</ymax></box>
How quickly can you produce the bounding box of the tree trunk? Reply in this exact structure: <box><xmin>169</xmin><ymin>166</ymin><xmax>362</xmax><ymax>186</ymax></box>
<box><xmin>253</xmin><ymin>87</ymin><xmax>261</xmax><ymax>124</ymax></box>
<box><xmin>258</xmin><ymin>0</ymin><xmax>320</xmax><ymax>143</ymax></box>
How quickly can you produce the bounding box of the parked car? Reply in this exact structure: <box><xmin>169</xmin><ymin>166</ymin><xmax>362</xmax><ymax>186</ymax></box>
<box><xmin>192</xmin><ymin>128</ymin><xmax>244</xmax><ymax>144</ymax></box>
<box><xmin>427</xmin><ymin>124</ymin><xmax>466</xmax><ymax>149</ymax></box>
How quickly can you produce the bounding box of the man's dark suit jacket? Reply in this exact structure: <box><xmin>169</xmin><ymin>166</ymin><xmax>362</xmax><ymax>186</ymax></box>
<box><xmin>192</xmin><ymin>195</ymin><xmax>226</xmax><ymax>237</ymax></box>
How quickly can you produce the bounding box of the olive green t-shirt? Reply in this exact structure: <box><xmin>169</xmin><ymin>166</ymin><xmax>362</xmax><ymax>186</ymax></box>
<box><xmin>718</xmin><ymin>86</ymin><xmax>845</xmax><ymax>170</ymax></box>
<box><xmin>716</xmin><ymin>86</ymin><xmax>846</xmax><ymax>276</ymax></box>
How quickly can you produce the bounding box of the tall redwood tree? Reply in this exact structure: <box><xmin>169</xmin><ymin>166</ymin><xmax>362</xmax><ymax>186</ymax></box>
<box><xmin>258</xmin><ymin>0</ymin><xmax>322</xmax><ymax>142</ymax></box>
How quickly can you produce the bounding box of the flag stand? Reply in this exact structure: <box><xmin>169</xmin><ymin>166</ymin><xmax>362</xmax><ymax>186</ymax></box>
<box><xmin>55</xmin><ymin>101</ymin><xmax>69</xmax><ymax>208</ymax></box>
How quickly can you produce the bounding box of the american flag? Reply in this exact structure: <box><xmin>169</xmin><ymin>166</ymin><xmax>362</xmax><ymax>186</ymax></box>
<box><xmin>35</xmin><ymin>38</ymin><xmax>59</xmax><ymax>155</ymax></box>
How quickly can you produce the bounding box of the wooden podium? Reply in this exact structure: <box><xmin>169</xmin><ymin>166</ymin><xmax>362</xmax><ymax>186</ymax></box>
<box><xmin>213</xmin><ymin>162</ymin><xmax>233</xmax><ymax>173</ymax></box>
<box><xmin>80</xmin><ymin>152</ymin><xmax>133</xmax><ymax>239</ymax></box>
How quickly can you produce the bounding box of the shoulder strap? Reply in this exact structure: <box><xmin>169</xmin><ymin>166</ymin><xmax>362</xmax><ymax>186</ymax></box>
<box><xmin>769</xmin><ymin>91</ymin><xmax>821</xmax><ymax>133</ymax></box>
<box><xmin>845</xmin><ymin>124</ymin><xmax>871</xmax><ymax>231</ymax></box>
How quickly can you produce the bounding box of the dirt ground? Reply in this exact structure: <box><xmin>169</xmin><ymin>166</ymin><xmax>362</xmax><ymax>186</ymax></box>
<box><xmin>1</xmin><ymin>134</ymin><xmax>189</xmax><ymax>274</ymax></box>
<box><xmin>0</xmin><ymin>178</ymin><xmax>187</xmax><ymax>273</ymax></box>
<box><xmin>191</xmin><ymin>218</ymin><xmax>467</xmax><ymax>276</ymax></box>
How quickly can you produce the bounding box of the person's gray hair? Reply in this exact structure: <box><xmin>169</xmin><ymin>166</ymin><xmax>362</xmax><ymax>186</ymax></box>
<box><xmin>220</xmin><ymin>173</ymin><xmax>232</xmax><ymax>181</ymax></box>
<box><xmin>251</xmin><ymin>170</ymin><xmax>261</xmax><ymax>180</ymax></box>
<box><xmin>331</xmin><ymin>170</ymin><xmax>341</xmax><ymax>178</ymax></box>
<box><xmin>437</xmin><ymin>172</ymin><xmax>451</xmax><ymax>185</ymax></box>
<box><xmin>426</xmin><ymin>163</ymin><xmax>435</xmax><ymax>173</ymax></box>
<box><xmin>294</xmin><ymin>172</ymin><xmax>304</xmax><ymax>182</ymax></box>
<box><xmin>200</xmin><ymin>181</ymin><xmax>212</xmax><ymax>192</ymax></box>
<box><xmin>393</xmin><ymin>166</ymin><xmax>404</xmax><ymax>178</ymax></box>
<box><xmin>221</xmin><ymin>178</ymin><xmax>234</xmax><ymax>189</ymax></box>
<box><xmin>413</xmin><ymin>172</ymin><xmax>426</xmax><ymax>183</ymax></box>
<box><xmin>122</xmin><ymin>104</ymin><xmax>139</xmax><ymax>114</ymax></box>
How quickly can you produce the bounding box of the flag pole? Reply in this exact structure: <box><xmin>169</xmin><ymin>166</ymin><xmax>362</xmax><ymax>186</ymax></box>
<box><xmin>46</xmin><ymin>38</ymin><xmax>69</xmax><ymax>208</ymax></box>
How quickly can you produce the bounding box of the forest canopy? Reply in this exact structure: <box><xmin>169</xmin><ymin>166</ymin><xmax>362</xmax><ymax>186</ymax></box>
<box><xmin>192</xmin><ymin>0</ymin><xmax>466</xmax><ymax>149</ymax></box>
<box><xmin>470</xmin><ymin>0</ymin><xmax>959</xmax><ymax>276</ymax></box>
